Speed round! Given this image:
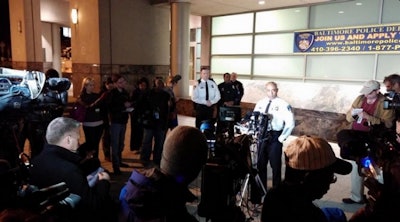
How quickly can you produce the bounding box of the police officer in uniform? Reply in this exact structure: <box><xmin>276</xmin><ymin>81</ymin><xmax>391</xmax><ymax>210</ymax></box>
<box><xmin>231</xmin><ymin>72</ymin><xmax>244</xmax><ymax>106</ymax></box>
<box><xmin>217</xmin><ymin>72</ymin><xmax>238</xmax><ymax>135</ymax></box>
<box><xmin>254</xmin><ymin>81</ymin><xmax>295</xmax><ymax>190</ymax></box>
<box><xmin>192</xmin><ymin>68</ymin><xmax>221</xmax><ymax>129</ymax></box>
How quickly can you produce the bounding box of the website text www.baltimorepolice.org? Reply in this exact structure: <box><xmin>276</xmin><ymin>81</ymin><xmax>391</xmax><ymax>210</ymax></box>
<box><xmin>311</xmin><ymin>33</ymin><xmax>400</xmax><ymax>52</ymax></box>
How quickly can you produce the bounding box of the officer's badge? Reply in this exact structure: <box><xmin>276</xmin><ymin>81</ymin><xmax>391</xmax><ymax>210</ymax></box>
<box><xmin>295</xmin><ymin>32</ymin><xmax>314</xmax><ymax>52</ymax></box>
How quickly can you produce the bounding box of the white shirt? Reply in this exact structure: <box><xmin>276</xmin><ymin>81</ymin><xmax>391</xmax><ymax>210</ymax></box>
<box><xmin>192</xmin><ymin>79</ymin><xmax>221</xmax><ymax>105</ymax></box>
<box><xmin>254</xmin><ymin>97</ymin><xmax>295</xmax><ymax>143</ymax></box>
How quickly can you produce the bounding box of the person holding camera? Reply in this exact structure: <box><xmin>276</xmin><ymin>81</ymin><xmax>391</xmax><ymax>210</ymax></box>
<box><xmin>337</xmin><ymin>80</ymin><xmax>395</xmax><ymax>204</ymax></box>
<box><xmin>29</xmin><ymin>117</ymin><xmax>117</xmax><ymax>221</ymax></box>
<box><xmin>383</xmin><ymin>74</ymin><xmax>400</xmax><ymax>121</ymax></box>
<box><xmin>347</xmin><ymin>118</ymin><xmax>400</xmax><ymax>222</ymax></box>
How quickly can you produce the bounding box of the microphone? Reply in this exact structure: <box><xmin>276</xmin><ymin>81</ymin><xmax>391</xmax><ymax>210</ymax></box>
<box><xmin>59</xmin><ymin>193</ymin><xmax>81</xmax><ymax>209</ymax></box>
<box><xmin>241</xmin><ymin>111</ymin><xmax>252</xmax><ymax>122</ymax></box>
<box><xmin>251</xmin><ymin>111</ymin><xmax>260</xmax><ymax>121</ymax></box>
<box><xmin>41</xmin><ymin>193</ymin><xmax>81</xmax><ymax>216</ymax></box>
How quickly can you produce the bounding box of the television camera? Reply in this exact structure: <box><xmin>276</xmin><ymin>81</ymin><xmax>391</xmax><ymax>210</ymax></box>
<box><xmin>198</xmin><ymin>107</ymin><xmax>268</xmax><ymax>221</ymax></box>
<box><xmin>0</xmin><ymin>152</ymin><xmax>81</xmax><ymax>219</ymax></box>
<box><xmin>383</xmin><ymin>91</ymin><xmax>400</xmax><ymax>110</ymax></box>
<box><xmin>339</xmin><ymin>124</ymin><xmax>400</xmax><ymax>221</ymax></box>
<box><xmin>0</xmin><ymin>67</ymin><xmax>70</xmax><ymax>166</ymax></box>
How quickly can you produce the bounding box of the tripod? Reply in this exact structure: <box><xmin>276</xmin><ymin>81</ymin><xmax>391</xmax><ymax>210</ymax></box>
<box><xmin>234</xmin><ymin>112</ymin><xmax>268</xmax><ymax>207</ymax></box>
<box><xmin>235</xmin><ymin>136</ymin><xmax>267</xmax><ymax>207</ymax></box>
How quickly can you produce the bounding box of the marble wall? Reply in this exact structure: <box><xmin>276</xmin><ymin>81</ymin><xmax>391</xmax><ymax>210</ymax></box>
<box><xmin>179</xmin><ymin>79</ymin><xmax>388</xmax><ymax>142</ymax></box>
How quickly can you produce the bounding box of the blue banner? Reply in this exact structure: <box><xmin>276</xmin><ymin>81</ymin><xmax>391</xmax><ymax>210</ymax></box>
<box><xmin>294</xmin><ymin>24</ymin><xmax>400</xmax><ymax>53</ymax></box>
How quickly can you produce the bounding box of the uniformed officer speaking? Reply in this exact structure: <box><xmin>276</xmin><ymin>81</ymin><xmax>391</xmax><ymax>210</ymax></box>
<box><xmin>192</xmin><ymin>68</ymin><xmax>221</xmax><ymax>129</ymax></box>
<box><xmin>253</xmin><ymin>81</ymin><xmax>295</xmax><ymax>190</ymax></box>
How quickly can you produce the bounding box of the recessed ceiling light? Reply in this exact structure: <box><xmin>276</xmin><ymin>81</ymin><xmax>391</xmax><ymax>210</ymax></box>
<box><xmin>259</xmin><ymin>0</ymin><xmax>265</xmax><ymax>5</ymax></box>
<box><xmin>356</xmin><ymin>2</ymin><xmax>363</xmax><ymax>6</ymax></box>
<box><xmin>338</xmin><ymin>11</ymin><xmax>344</xmax><ymax>14</ymax></box>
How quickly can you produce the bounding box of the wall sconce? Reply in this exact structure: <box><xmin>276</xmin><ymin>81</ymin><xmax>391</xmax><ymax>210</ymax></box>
<box><xmin>71</xmin><ymin>8</ymin><xmax>78</xmax><ymax>24</ymax></box>
<box><xmin>17</xmin><ymin>20</ymin><xmax>22</xmax><ymax>33</ymax></box>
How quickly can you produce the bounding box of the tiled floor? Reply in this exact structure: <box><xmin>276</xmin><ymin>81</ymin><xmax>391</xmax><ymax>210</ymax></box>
<box><xmin>48</xmin><ymin>115</ymin><xmax>364</xmax><ymax>221</ymax></box>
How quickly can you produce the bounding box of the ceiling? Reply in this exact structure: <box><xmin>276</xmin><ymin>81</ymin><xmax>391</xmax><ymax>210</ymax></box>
<box><xmin>168</xmin><ymin>0</ymin><xmax>348</xmax><ymax>16</ymax></box>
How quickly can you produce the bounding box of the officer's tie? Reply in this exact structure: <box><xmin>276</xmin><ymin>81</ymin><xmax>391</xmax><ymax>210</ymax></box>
<box><xmin>265</xmin><ymin>100</ymin><xmax>271</xmax><ymax>113</ymax></box>
<box><xmin>205</xmin><ymin>81</ymin><xmax>209</xmax><ymax>101</ymax></box>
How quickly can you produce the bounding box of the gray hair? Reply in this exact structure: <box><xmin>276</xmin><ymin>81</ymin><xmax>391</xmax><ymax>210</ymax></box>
<box><xmin>46</xmin><ymin>117</ymin><xmax>80</xmax><ymax>144</ymax></box>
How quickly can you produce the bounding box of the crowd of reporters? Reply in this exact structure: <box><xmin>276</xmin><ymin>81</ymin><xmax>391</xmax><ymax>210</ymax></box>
<box><xmin>1</xmin><ymin>68</ymin><xmax>400</xmax><ymax>222</ymax></box>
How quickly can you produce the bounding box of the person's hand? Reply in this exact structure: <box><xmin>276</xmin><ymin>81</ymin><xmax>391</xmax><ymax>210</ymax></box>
<box><xmin>124</xmin><ymin>101</ymin><xmax>132</xmax><ymax>108</ymax></box>
<box><xmin>351</xmin><ymin>108</ymin><xmax>363</xmax><ymax>116</ymax></box>
<box><xmin>98</xmin><ymin>171</ymin><xmax>110</xmax><ymax>181</ymax></box>
<box><xmin>361</xmin><ymin>111</ymin><xmax>369</xmax><ymax>120</ymax></box>
<box><xmin>396</xmin><ymin>134</ymin><xmax>400</xmax><ymax>144</ymax></box>
<box><xmin>396</xmin><ymin>121</ymin><xmax>400</xmax><ymax>135</ymax></box>
<box><xmin>224</xmin><ymin>101</ymin><xmax>234</xmax><ymax>106</ymax></box>
<box><xmin>206</xmin><ymin>100</ymin><xmax>212</xmax><ymax>107</ymax></box>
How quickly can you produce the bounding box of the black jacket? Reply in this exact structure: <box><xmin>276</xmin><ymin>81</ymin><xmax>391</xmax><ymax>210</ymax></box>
<box><xmin>136</xmin><ymin>88</ymin><xmax>170</xmax><ymax>129</ymax></box>
<box><xmin>108</xmin><ymin>88</ymin><xmax>130</xmax><ymax>124</ymax></box>
<box><xmin>29</xmin><ymin>144</ymin><xmax>115</xmax><ymax>221</ymax></box>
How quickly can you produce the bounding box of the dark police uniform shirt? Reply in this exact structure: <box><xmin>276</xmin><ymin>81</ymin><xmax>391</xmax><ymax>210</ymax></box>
<box><xmin>218</xmin><ymin>81</ymin><xmax>237</xmax><ymax>106</ymax></box>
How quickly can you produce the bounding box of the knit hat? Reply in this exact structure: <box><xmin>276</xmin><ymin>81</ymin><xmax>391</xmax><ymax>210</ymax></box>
<box><xmin>359</xmin><ymin>80</ymin><xmax>380</xmax><ymax>95</ymax></box>
<box><xmin>160</xmin><ymin>126</ymin><xmax>208</xmax><ymax>184</ymax></box>
<box><xmin>284</xmin><ymin>135</ymin><xmax>352</xmax><ymax>175</ymax></box>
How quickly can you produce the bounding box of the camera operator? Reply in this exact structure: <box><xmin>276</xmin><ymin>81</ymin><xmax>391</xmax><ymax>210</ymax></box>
<box><xmin>23</xmin><ymin>69</ymin><xmax>69</xmax><ymax>158</ymax></box>
<box><xmin>337</xmin><ymin>80</ymin><xmax>395</xmax><ymax>205</ymax></box>
<box><xmin>348</xmin><ymin>119</ymin><xmax>400</xmax><ymax>222</ymax></box>
<box><xmin>0</xmin><ymin>68</ymin><xmax>69</xmax><ymax>167</ymax></box>
<box><xmin>29</xmin><ymin>117</ymin><xmax>117</xmax><ymax>221</ymax></box>
<box><xmin>382</xmin><ymin>74</ymin><xmax>400</xmax><ymax>121</ymax></box>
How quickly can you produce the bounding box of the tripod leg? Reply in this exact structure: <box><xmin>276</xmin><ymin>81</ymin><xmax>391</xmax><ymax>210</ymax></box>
<box><xmin>236</xmin><ymin>173</ymin><xmax>250</xmax><ymax>207</ymax></box>
<box><xmin>255</xmin><ymin>174</ymin><xmax>267</xmax><ymax>196</ymax></box>
<box><xmin>250</xmin><ymin>143</ymin><xmax>258</xmax><ymax>169</ymax></box>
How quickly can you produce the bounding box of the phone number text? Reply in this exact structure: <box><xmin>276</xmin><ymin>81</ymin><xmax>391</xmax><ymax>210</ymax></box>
<box><xmin>309</xmin><ymin>45</ymin><xmax>400</xmax><ymax>52</ymax></box>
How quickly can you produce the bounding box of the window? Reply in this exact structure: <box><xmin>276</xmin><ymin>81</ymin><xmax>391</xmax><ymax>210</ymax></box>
<box><xmin>210</xmin><ymin>0</ymin><xmax>395</xmax><ymax>82</ymax></box>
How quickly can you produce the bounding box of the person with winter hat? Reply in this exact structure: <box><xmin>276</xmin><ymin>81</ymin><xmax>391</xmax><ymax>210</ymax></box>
<box><xmin>119</xmin><ymin>125</ymin><xmax>208</xmax><ymax>222</ymax></box>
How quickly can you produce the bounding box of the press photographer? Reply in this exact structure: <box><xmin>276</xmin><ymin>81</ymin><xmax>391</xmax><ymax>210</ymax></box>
<box><xmin>382</xmin><ymin>73</ymin><xmax>400</xmax><ymax>119</ymax></box>
<box><xmin>344</xmin><ymin>121</ymin><xmax>400</xmax><ymax>222</ymax></box>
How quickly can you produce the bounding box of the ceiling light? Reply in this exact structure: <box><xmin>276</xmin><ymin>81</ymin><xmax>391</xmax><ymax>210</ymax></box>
<box><xmin>258</xmin><ymin>0</ymin><xmax>265</xmax><ymax>5</ymax></box>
